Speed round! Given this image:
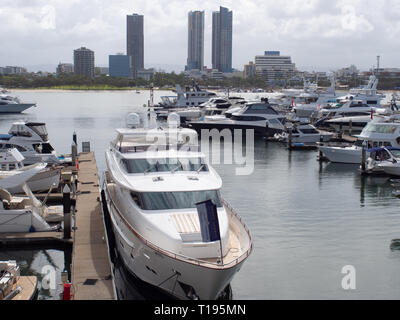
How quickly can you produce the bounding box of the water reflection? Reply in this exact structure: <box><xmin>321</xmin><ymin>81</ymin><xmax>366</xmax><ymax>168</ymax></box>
<box><xmin>0</xmin><ymin>247</ymin><xmax>72</xmax><ymax>300</ymax></box>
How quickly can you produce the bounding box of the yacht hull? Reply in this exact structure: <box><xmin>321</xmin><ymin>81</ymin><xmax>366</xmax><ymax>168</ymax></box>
<box><xmin>378</xmin><ymin>164</ymin><xmax>400</xmax><ymax>176</ymax></box>
<box><xmin>319</xmin><ymin>146</ymin><xmax>362</xmax><ymax>164</ymax></box>
<box><xmin>0</xmin><ymin>104</ymin><xmax>36</xmax><ymax>114</ymax></box>
<box><xmin>103</xmin><ymin>184</ymin><xmax>247</xmax><ymax>300</ymax></box>
<box><xmin>5</xmin><ymin>167</ymin><xmax>61</xmax><ymax>194</ymax></box>
<box><xmin>188</xmin><ymin>121</ymin><xmax>279</xmax><ymax>137</ymax></box>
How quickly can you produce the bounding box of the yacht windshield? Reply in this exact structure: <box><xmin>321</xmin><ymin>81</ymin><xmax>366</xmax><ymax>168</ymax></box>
<box><xmin>27</xmin><ymin>123</ymin><xmax>48</xmax><ymax>141</ymax></box>
<box><xmin>362</xmin><ymin>123</ymin><xmax>398</xmax><ymax>134</ymax></box>
<box><xmin>138</xmin><ymin>190</ymin><xmax>222</xmax><ymax>210</ymax></box>
<box><xmin>389</xmin><ymin>150</ymin><xmax>400</xmax><ymax>158</ymax></box>
<box><xmin>122</xmin><ymin>157</ymin><xmax>208</xmax><ymax>173</ymax></box>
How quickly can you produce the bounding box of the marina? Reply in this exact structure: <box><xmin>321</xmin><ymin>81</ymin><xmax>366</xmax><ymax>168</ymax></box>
<box><xmin>0</xmin><ymin>87</ymin><xmax>399</xmax><ymax>300</ymax></box>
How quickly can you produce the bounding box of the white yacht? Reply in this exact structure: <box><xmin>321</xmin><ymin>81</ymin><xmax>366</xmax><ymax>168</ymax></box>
<box><xmin>0</xmin><ymin>122</ymin><xmax>67</xmax><ymax>165</ymax></box>
<box><xmin>318</xmin><ymin>99</ymin><xmax>387</xmax><ymax>119</ymax></box>
<box><xmin>188</xmin><ymin>101</ymin><xmax>286</xmax><ymax>136</ymax></box>
<box><xmin>0</xmin><ymin>148</ymin><xmax>61</xmax><ymax>194</ymax></box>
<box><xmin>364</xmin><ymin>147</ymin><xmax>400</xmax><ymax>175</ymax></box>
<box><xmin>274</xmin><ymin>123</ymin><xmax>333</xmax><ymax>147</ymax></box>
<box><xmin>292</xmin><ymin>76</ymin><xmax>337</xmax><ymax>118</ymax></box>
<box><xmin>319</xmin><ymin>119</ymin><xmax>400</xmax><ymax>164</ymax></box>
<box><xmin>102</xmin><ymin>112</ymin><xmax>253</xmax><ymax>300</ymax></box>
<box><xmin>0</xmin><ymin>91</ymin><xmax>36</xmax><ymax>113</ymax></box>
<box><xmin>158</xmin><ymin>84</ymin><xmax>217</xmax><ymax>109</ymax></box>
<box><xmin>343</xmin><ymin>75</ymin><xmax>385</xmax><ymax>107</ymax></box>
<box><xmin>0</xmin><ymin>163</ymin><xmax>59</xmax><ymax>233</ymax></box>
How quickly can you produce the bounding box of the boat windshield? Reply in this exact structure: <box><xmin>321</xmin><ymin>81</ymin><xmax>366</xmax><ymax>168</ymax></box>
<box><xmin>27</xmin><ymin>124</ymin><xmax>48</xmax><ymax>141</ymax></box>
<box><xmin>136</xmin><ymin>190</ymin><xmax>222</xmax><ymax>210</ymax></box>
<box><xmin>122</xmin><ymin>157</ymin><xmax>208</xmax><ymax>173</ymax></box>
<box><xmin>362</xmin><ymin>123</ymin><xmax>398</xmax><ymax>134</ymax></box>
<box><xmin>388</xmin><ymin>149</ymin><xmax>400</xmax><ymax>158</ymax></box>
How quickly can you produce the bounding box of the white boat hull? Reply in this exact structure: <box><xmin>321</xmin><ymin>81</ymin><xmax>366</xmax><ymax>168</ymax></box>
<box><xmin>0</xmin><ymin>210</ymin><xmax>53</xmax><ymax>233</ymax></box>
<box><xmin>378</xmin><ymin>163</ymin><xmax>400</xmax><ymax>176</ymax></box>
<box><xmin>104</xmin><ymin>185</ymin><xmax>247</xmax><ymax>300</ymax></box>
<box><xmin>319</xmin><ymin>146</ymin><xmax>362</xmax><ymax>164</ymax></box>
<box><xmin>2</xmin><ymin>168</ymin><xmax>61</xmax><ymax>194</ymax></box>
<box><xmin>0</xmin><ymin>104</ymin><xmax>36</xmax><ymax>113</ymax></box>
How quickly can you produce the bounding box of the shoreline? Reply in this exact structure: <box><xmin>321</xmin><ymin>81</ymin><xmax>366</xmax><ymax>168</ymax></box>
<box><xmin>9</xmin><ymin>87</ymin><xmax>174</xmax><ymax>92</ymax></box>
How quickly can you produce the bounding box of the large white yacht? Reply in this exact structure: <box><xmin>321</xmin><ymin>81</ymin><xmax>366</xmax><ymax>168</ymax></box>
<box><xmin>292</xmin><ymin>76</ymin><xmax>337</xmax><ymax>118</ymax></box>
<box><xmin>0</xmin><ymin>90</ymin><xmax>36</xmax><ymax>113</ymax></box>
<box><xmin>102</xmin><ymin>112</ymin><xmax>253</xmax><ymax>300</ymax></box>
<box><xmin>188</xmin><ymin>101</ymin><xmax>286</xmax><ymax>136</ymax></box>
<box><xmin>0</xmin><ymin>122</ymin><xmax>67</xmax><ymax>165</ymax></box>
<box><xmin>319</xmin><ymin>118</ymin><xmax>400</xmax><ymax>164</ymax></box>
<box><xmin>158</xmin><ymin>84</ymin><xmax>217</xmax><ymax>109</ymax></box>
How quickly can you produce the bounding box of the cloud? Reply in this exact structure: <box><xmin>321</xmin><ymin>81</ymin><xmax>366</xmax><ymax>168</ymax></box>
<box><xmin>0</xmin><ymin>0</ymin><xmax>396</xmax><ymax>72</ymax></box>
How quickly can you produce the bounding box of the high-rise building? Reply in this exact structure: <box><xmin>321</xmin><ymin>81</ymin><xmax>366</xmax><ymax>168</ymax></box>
<box><xmin>56</xmin><ymin>63</ymin><xmax>74</xmax><ymax>75</ymax></box>
<box><xmin>109</xmin><ymin>54</ymin><xmax>131</xmax><ymax>78</ymax></box>
<box><xmin>212</xmin><ymin>6</ymin><xmax>232</xmax><ymax>73</ymax></box>
<box><xmin>255</xmin><ymin>51</ymin><xmax>296</xmax><ymax>83</ymax></box>
<box><xmin>73</xmin><ymin>47</ymin><xmax>95</xmax><ymax>78</ymax></box>
<box><xmin>127</xmin><ymin>13</ymin><xmax>144</xmax><ymax>78</ymax></box>
<box><xmin>243</xmin><ymin>61</ymin><xmax>256</xmax><ymax>78</ymax></box>
<box><xmin>186</xmin><ymin>10</ymin><xmax>204</xmax><ymax>71</ymax></box>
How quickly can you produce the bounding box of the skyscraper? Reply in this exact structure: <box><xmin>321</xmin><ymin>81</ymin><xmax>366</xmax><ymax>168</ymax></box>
<box><xmin>212</xmin><ymin>6</ymin><xmax>232</xmax><ymax>73</ymax></box>
<box><xmin>73</xmin><ymin>47</ymin><xmax>95</xmax><ymax>79</ymax></box>
<box><xmin>127</xmin><ymin>13</ymin><xmax>144</xmax><ymax>78</ymax></box>
<box><xmin>186</xmin><ymin>10</ymin><xmax>204</xmax><ymax>71</ymax></box>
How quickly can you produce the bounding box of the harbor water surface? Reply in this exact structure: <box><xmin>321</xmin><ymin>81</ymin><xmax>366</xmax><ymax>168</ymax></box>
<box><xmin>1</xmin><ymin>90</ymin><xmax>400</xmax><ymax>299</ymax></box>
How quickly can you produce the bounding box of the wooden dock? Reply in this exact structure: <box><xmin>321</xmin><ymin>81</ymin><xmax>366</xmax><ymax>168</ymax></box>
<box><xmin>71</xmin><ymin>152</ymin><xmax>115</xmax><ymax>300</ymax></box>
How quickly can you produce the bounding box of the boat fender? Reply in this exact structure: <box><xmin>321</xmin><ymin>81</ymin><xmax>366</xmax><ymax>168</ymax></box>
<box><xmin>63</xmin><ymin>283</ymin><xmax>71</xmax><ymax>300</ymax></box>
<box><xmin>29</xmin><ymin>225</ymin><xmax>36</xmax><ymax>233</ymax></box>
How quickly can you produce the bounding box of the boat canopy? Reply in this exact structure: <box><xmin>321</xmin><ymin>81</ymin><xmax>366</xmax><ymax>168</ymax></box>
<box><xmin>0</xmin><ymin>134</ymin><xmax>13</xmax><ymax>141</ymax></box>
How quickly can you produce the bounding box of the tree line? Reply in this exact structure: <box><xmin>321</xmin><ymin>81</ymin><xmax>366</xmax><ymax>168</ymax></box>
<box><xmin>1</xmin><ymin>72</ymin><xmax>399</xmax><ymax>90</ymax></box>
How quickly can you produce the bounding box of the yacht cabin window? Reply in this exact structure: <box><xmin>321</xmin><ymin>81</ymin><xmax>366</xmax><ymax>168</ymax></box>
<box><xmin>134</xmin><ymin>190</ymin><xmax>222</xmax><ymax>210</ymax></box>
<box><xmin>121</xmin><ymin>158</ymin><xmax>208</xmax><ymax>174</ymax></box>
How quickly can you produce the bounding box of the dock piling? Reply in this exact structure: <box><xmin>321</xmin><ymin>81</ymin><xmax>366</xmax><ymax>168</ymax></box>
<box><xmin>63</xmin><ymin>184</ymin><xmax>72</xmax><ymax>240</ymax></box>
<box><xmin>71</xmin><ymin>142</ymin><xmax>77</xmax><ymax>167</ymax></box>
<box><xmin>361</xmin><ymin>145</ymin><xmax>367</xmax><ymax>174</ymax></box>
<box><xmin>288</xmin><ymin>127</ymin><xmax>293</xmax><ymax>150</ymax></box>
<box><xmin>73</xmin><ymin>132</ymin><xmax>77</xmax><ymax>147</ymax></box>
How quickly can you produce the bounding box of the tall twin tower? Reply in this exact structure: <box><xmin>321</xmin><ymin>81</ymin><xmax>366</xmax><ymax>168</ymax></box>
<box><xmin>186</xmin><ymin>6</ymin><xmax>232</xmax><ymax>73</ymax></box>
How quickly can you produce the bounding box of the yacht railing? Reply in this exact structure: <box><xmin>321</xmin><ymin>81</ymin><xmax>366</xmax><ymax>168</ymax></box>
<box><xmin>102</xmin><ymin>172</ymin><xmax>253</xmax><ymax>270</ymax></box>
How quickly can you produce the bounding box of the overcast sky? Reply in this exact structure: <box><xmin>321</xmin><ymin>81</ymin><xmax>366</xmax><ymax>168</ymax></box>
<box><xmin>1</xmin><ymin>0</ymin><xmax>399</xmax><ymax>72</ymax></box>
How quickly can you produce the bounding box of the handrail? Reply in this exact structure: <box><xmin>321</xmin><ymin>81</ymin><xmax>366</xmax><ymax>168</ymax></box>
<box><xmin>102</xmin><ymin>173</ymin><xmax>253</xmax><ymax>269</ymax></box>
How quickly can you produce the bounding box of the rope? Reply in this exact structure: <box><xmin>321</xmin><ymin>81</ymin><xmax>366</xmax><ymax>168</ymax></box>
<box><xmin>157</xmin><ymin>271</ymin><xmax>180</xmax><ymax>287</ymax></box>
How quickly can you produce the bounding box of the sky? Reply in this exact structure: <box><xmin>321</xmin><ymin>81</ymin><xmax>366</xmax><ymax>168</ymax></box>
<box><xmin>1</xmin><ymin>0</ymin><xmax>400</xmax><ymax>73</ymax></box>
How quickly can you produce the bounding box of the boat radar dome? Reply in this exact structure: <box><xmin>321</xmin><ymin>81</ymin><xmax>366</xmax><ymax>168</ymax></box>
<box><xmin>167</xmin><ymin>113</ymin><xmax>180</xmax><ymax>128</ymax></box>
<box><xmin>126</xmin><ymin>113</ymin><xmax>141</xmax><ymax>128</ymax></box>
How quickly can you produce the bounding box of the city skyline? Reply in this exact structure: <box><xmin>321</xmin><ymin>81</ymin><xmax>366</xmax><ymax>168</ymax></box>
<box><xmin>1</xmin><ymin>1</ymin><xmax>399</xmax><ymax>73</ymax></box>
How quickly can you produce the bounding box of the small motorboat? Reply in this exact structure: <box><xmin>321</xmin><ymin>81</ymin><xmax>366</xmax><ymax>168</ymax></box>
<box><xmin>0</xmin><ymin>148</ymin><xmax>61</xmax><ymax>194</ymax></box>
<box><xmin>274</xmin><ymin>122</ymin><xmax>333</xmax><ymax>148</ymax></box>
<box><xmin>0</xmin><ymin>261</ymin><xmax>38</xmax><ymax>300</ymax></box>
<box><xmin>0</xmin><ymin>163</ymin><xmax>63</xmax><ymax>232</ymax></box>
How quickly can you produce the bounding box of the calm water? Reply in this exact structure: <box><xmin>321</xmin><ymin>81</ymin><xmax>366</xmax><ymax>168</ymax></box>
<box><xmin>1</xmin><ymin>90</ymin><xmax>400</xmax><ymax>300</ymax></box>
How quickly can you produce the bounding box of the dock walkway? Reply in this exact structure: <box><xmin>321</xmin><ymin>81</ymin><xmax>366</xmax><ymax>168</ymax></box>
<box><xmin>71</xmin><ymin>152</ymin><xmax>115</xmax><ymax>300</ymax></box>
